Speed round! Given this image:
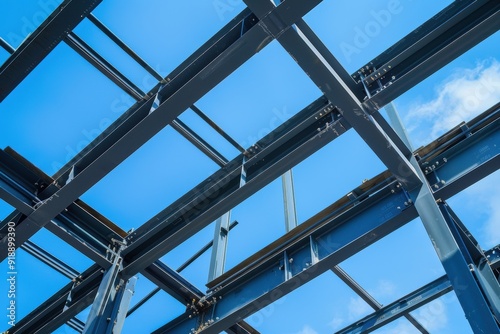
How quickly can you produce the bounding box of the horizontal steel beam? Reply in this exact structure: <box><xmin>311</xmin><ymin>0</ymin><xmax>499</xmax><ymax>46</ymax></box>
<box><xmin>335</xmin><ymin>275</ymin><xmax>452</xmax><ymax>334</ymax></box>
<box><xmin>0</xmin><ymin>8</ymin><xmax>276</xmax><ymax>258</ymax></box>
<box><xmin>8</xmin><ymin>264</ymin><xmax>102</xmax><ymax>334</ymax></box>
<box><xmin>0</xmin><ymin>0</ymin><xmax>103</xmax><ymax>102</ymax></box>
<box><xmin>121</xmin><ymin>97</ymin><xmax>346</xmax><ymax>275</ymax></box>
<box><xmin>64</xmin><ymin>32</ymin><xmax>229</xmax><ymax>167</ymax></box>
<box><xmin>0</xmin><ymin>149</ymin><xmax>206</xmax><ymax>304</ymax></box>
<box><xmin>154</xmin><ymin>104</ymin><xmax>499</xmax><ymax>333</ymax></box>
<box><xmin>357</xmin><ymin>0</ymin><xmax>500</xmax><ymax>109</ymax></box>
<box><xmin>245</xmin><ymin>0</ymin><xmax>420</xmax><ymax>189</ymax></box>
<box><xmin>154</xmin><ymin>177</ymin><xmax>416</xmax><ymax>333</ymax></box>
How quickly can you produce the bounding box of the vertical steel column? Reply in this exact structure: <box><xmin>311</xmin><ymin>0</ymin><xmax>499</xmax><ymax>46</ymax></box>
<box><xmin>386</xmin><ymin>104</ymin><xmax>500</xmax><ymax>333</ymax></box>
<box><xmin>208</xmin><ymin>212</ymin><xmax>231</xmax><ymax>282</ymax></box>
<box><xmin>282</xmin><ymin>170</ymin><xmax>298</xmax><ymax>232</ymax></box>
<box><xmin>83</xmin><ymin>244</ymin><xmax>137</xmax><ymax>334</ymax></box>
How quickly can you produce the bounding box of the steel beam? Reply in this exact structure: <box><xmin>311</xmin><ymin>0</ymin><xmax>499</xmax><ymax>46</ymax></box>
<box><xmin>0</xmin><ymin>149</ymin><xmax>208</xmax><ymax>305</ymax></box>
<box><xmin>64</xmin><ymin>32</ymin><xmax>145</xmax><ymax>100</ymax></box>
<box><xmin>335</xmin><ymin>275</ymin><xmax>452</xmax><ymax>334</ymax></box>
<box><xmin>7</xmin><ymin>103</ymin><xmax>498</xmax><ymax>334</ymax></box>
<box><xmin>386</xmin><ymin>102</ymin><xmax>500</xmax><ymax>333</ymax></box>
<box><xmin>7</xmin><ymin>264</ymin><xmax>103</xmax><ymax>334</ymax></box>
<box><xmin>439</xmin><ymin>203</ymin><xmax>500</xmax><ymax>325</ymax></box>
<box><xmin>154</xmin><ymin>177</ymin><xmax>416</xmax><ymax>333</ymax></box>
<box><xmin>356</xmin><ymin>0</ymin><xmax>500</xmax><ymax>109</ymax></box>
<box><xmin>245</xmin><ymin>0</ymin><xmax>420</xmax><ymax>189</ymax></box>
<box><xmin>209</xmin><ymin>212</ymin><xmax>232</xmax><ymax>281</ymax></box>
<box><xmin>121</xmin><ymin>97</ymin><xmax>347</xmax><ymax>276</ymax></box>
<box><xmin>152</xmin><ymin>104</ymin><xmax>499</xmax><ymax>333</ymax></box>
<box><xmin>87</xmin><ymin>13</ymin><xmax>163</xmax><ymax>82</ymax></box>
<box><xmin>0</xmin><ymin>8</ymin><xmax>278</xmax><ymax>256</ymax></box>
<box><xmin>330</xmin><ymin>266</ymin><xmax>429</xmax><ymax>334</ymax></box>
<box><xmin>82</xmin><ymin>245</ymin><xmax>136</xmax><ymax>334</ymax></box>
<box><xmin>0</xmin><ymin>0</ymin><xmax>103</xmax><ymax>102</ymax></box>
<box><xmin>21</xmin><ymin>240</ymin><xmax>79</xmax><ymax>280</ymax></box>
<box><xmin>281</xmin><ymin>170</ymin><xmax>297</xmax><ymax>232</ymax></box>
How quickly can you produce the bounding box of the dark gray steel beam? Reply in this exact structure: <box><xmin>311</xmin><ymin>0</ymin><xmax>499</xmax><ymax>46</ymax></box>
<box><xmin>335</xmin><ymin>275</ymin><xmax>452</xmax><ymax>334</ymax></box>
<box><xmin>171</xmin><ymin>118</ymin><xmax>228</xmax><ymax>167</ymax></box>
<box><xmin>82</xmin><ymin>245</ymin><xmax>136</xmax><ymax>334</ymax></box>
<box><xmin>121</xmin><ymin>97</ymin><xmax>346</xmax><ymax>276</ymax></box>
<box><xmin>67</xmin><ymin>317</ymin><xmax>85</xmax><ymax>333</ymax></box>
<box><xmin>190</xmin><ymin>105</ymin><xmax>245</xmax><ymax>153</ymax></box>
<box><xmin>87</xmin><ymin>13</ymin><xmax>164</xmax><ymax>82</ymax></box>
<box><xmin>8</xmin><ymin>264</ymin><xmax>103</xmax><ymax>334</ymax></box>
<box><xmin>154</xmin><ymin>177</ymin><xmax>416</xmax><ymax>333</ymax></box>
<box><xmin>78</xmin><ymin>16</ymin><xmax>240</xmax><ymax>162</ymax></box>
<box><xmin>64</xmin><ymin>32</ymin><xmax>146</xmax><ymax>100</ymax></box>
<box><xmin>418</xmin><ymin>102</ymin><xmax>500</xmax><ymax>200</ymax></box>
<box><xmin>244</xmin><ymin>0</ymin><xmax>420</xmax><ymax>189</ymax></box>
<box><xmin>357</xmin><ymin>0</ymin><xmax>500</xmax><ymax>109</ymax></box>
<box><xmin>21</xmin><ymin>240</ymin><xmax>79</xmax><ymax>279</ymax></box>
<box><xmin>0</xmin><ymin>148</ymin><xmax>256</xmax><ymax>332</ymax></box>
<box><xmin>0</xmin><ymin>0</ymin><xmax>103</xmax><ymax>102</ymax></box>
<box><xmin>64</xmin><ymin>31</ymin><xmax>229</xmax><ymax>167</ymax></box>
<box><xmin>0</xmin><ymin>7</ymin><xmax>273</xmax><ymax>261</ymax></box>
<box><xmin>386</xmin><ymin>99</ymin><xmax>500</xmax><ymax>331</ymax></box>
<box><xmin>152</xmin><ymin>104</ymin><xmax>499</xmax><ymax>333</ymax></box>
<box><xmin>8</xmin><ymin>102</ymin><xmax>497</xmax><ymax>334</ymax></box>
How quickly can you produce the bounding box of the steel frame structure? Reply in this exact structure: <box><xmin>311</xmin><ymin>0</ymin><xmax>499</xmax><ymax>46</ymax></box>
<box><xmin>0</xmin><ymin>0</ymin><xmax>499</xmax><ymax>333</ymax></box>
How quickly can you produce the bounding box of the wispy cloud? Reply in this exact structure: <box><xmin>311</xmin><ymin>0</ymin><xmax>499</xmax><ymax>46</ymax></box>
<box><xmin>376</xmin><ymin>300</ymin><xmax>448</xmax><ymax>334</ymax></box>
<box><xmin>459</xmin><ymin>171</ymin><xmax>500</xmax><ymax>249</ymax></box>
<box><xmin>294</xmin><ymin>325</ymin><xmax>318</xmax><ymax>334</ymax></box>
<box><xmin>347</xmin><ymin>296</ymin><xmax>373</xmax><ymax>319</ymax></box>
<box><xmin>329</xmin><ymin>279</ymin><xmax>398</xmax><ymax>330</ymax></box>
<box><xmin>413</xmin><ymin>299</ymin><xmax>448</xmax><ymax>331</ymax></box>
<box><xmin>404</xmin><ymin>58</ymin><xmax>500</xmax><ymax>146</ymax></box>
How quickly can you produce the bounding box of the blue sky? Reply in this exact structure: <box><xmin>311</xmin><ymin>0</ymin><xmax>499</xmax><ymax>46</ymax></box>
<box><xmin>0</xmin><ymin>0</ymin><xmax>499</xmax><ymax>333</ymax></box>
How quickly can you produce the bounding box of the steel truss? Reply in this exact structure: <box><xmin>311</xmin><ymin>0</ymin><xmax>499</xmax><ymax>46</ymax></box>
<box><xmin>0</xmin><ymin>0</ymin><xmax>499</xmax><ymax>333</ymax></box>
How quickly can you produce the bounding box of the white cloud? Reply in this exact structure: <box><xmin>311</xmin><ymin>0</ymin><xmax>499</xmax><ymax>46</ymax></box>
<box><xmin>404</xmin><ymin>58</ymin><xmax>500</xmax><ymax>146</ymax></box>
<box><xmin>328</xmin><ymin>280</ymin><xmax>397</xmax><ymax>331</ymax></box>
<box><xmin>414</xmin><ymin>299</ymin><xmax>448</xmax><ymax>331</ymax></box>
<box><xmin>373</xmin><ymin>279</ymin><xmax>397</xmax><ymax>298</ymax></box>
<box><xmin>328</xmin><ymin>316</ymin><xmax>345</xmax><ymax>330</ymax></box>
<box><xmin>460</xmin><ymin>171</ymin><xmax>500</xmax><ymax>249</ymax></box>
<box><xmin>347</xmin><ymin>296</ymin><xmax>372</xmax><ymax>319</ymax></box>
<box><xmin>376</xmin><ymin>300</ymin><xmax>448</xmax><ymax>334</ymax></box>
<box><xmin>376</xmin><ymin>319</ymin><xmax>419</xmax><ymax>334</ymax></box>
<box><xmin>294</xmin><ymin>325</ymin><xmax>318</xmax><ymax>334</ymax></box>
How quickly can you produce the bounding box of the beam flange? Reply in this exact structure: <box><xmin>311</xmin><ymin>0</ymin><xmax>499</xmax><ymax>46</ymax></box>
<box><xmin>0</xmin><ymin>0</ymin><xmax>103</xmax><ymax>101</ymax></box>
